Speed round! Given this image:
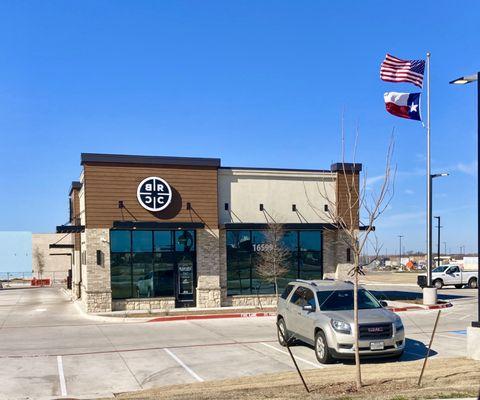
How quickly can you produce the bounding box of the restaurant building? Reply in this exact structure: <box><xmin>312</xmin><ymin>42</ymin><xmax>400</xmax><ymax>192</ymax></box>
<box><xmin>60</xmin><ymin>153</ymin><xmax>361</xmax><ymax>313</ymax></box>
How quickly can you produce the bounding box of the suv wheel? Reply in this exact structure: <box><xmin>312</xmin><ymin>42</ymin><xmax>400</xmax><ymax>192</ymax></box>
<box><xmin>277</xmin><ymin>318</ymin><xmax>290</xmax><ymax>347</ymax></box>
<box><xmin>314</xmin><ymin>331</ymin><xmax>334</xmax><ymax>364</ymax></box>
<box><xmin>433</xmin><ymin>279</ymin><xmax>443</xmax><ymax>289</ymax></box>
<box><xmin>469</xmin><ymin>277</ymin><xmax>478</xmax><ymax>289</ymax></box>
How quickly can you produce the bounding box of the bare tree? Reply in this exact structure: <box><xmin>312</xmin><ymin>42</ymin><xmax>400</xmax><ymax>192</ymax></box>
<box><xmin>308</xmin><ymin>129</ymin><xmax>395</xmax><ymax>390</ymax></box>
<box><xmin>254</xmin><ymin>222</ymin><xmax>290</xmax><ymax>298</ymax></box>
<box><xmin>33</xmin><ymin>247</ymin><xmax>46</xmax><ymax>279</ymax></box>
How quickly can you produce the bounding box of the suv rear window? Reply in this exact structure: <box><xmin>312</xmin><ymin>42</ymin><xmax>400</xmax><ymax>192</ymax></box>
<box><xmin>281</xmin><ymin>284</ymin><xmax>295</xmax><ymax>300</ymax></box>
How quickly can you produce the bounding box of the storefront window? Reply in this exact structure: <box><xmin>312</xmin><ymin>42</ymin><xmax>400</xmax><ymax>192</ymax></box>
<box><xmin>154</xmin><ymin>231</ymin><xmax>173</xmax><ymax>252</ymax></box>
<box><xmin>226</xmin><ymin>229</ymin><xmax>323</xmax><ymax>295</ymax></box>
<box><xmin>110</xmin><ymin>230</ymin><xmax>196</xmax><ymax>300</ymax></box>
<box><xmin>132</xmin><ymin>231</ymin><xmax>153</xmax><ymax>252</ymax></box>
<box><xmin>175</xmin><ymin>230</ymin><xmax>195</xmax><ymax>252</ymax></box>
<box><xmin>111</xmin><ymin>252</ymin><xmax>132</xmax><ymax>299</ymax></box>
<box><xmin>299</xmin><ymin>231</ymin><xmax>322</xmax><ymax>252</ymax></box>
<box><xmin>110</xmin><ymin>230</ymin><xmax>131</xmax><ymax>252</ymax></box>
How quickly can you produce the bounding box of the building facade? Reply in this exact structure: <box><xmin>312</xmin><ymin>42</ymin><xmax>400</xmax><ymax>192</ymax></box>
<box><xmin>61</xmin><ymin>153</ymin><xmax>361</xmax><ymax>313</ymax></box>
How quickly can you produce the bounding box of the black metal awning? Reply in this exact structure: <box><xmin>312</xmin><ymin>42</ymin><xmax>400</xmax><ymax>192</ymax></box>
<box><xmin>56</xmin><ymin>225</ymin><xmax>85</xmax><ymax>233</ymax></box>
<box><xmin>49</xmin><ymin>244</ymin><xmax>74</xmax><ymax>249</ymax></box>
<box><xmin>112</xmin><ymin>221</ymin><xmax>205</xmax><ymax>230</ymax></box>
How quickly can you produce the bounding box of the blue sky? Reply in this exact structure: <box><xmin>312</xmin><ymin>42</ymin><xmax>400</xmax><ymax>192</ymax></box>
<box><xmin>0</xmin><ymin>1</ymin><xmax>478</xmax><ymax>254</ymax></box>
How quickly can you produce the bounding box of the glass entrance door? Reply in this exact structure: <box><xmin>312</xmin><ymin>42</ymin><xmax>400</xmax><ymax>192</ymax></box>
<box><xmin>175</xmin><ymin>253</ymin><xmax>195</xmax><ymax>307</ymax></box>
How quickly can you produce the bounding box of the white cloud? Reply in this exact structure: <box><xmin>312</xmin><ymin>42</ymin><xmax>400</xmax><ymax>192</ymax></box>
<box><xmin>366</xmin><ymin>174</ymin><xmax>385</xmax><ymax>186</ymax></box>
<box><xmin>455</xmin><ymin>161</ymin><xmax>477</xmax><ymax>176</ymax></box>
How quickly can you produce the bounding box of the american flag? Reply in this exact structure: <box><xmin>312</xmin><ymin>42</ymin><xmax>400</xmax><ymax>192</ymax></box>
<box><xmin>380</xmin><ymin>54</ymin><xmax>425</xmax><ymax>88</ymax></box>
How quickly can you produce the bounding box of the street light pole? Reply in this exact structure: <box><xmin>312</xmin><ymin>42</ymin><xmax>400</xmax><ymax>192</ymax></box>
<box><xmin>450</xmin><ymin>71</ymin><xmax>480</xmax><ymax>329</ymax></box>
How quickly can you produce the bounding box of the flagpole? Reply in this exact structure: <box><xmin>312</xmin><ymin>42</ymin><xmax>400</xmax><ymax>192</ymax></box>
<box><xmin>426</xmin><ymin>52</ymin><xmax>432</xmax><ymax>288</ymax></box>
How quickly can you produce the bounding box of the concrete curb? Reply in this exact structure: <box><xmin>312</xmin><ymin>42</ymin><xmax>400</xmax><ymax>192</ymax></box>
<box><xmin>387</xmin><ymin>302</ymin><xmax>453</xmax><ymax>312</ymax></box>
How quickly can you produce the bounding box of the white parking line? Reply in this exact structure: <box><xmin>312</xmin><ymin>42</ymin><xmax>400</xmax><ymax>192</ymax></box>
<box><xmin>56</xmin><ymin>355</ymin><xmax>67</xmax><ymax>397</ymax></box>
<box><xmin>260</xmin><ymin>342</ymin><xmax>324</xmax><ymax>368</ymax></box>
<box><xmin>164</xmin><ymin>348</ymin><xmax>204</xmax><ymax>382</ymax></box>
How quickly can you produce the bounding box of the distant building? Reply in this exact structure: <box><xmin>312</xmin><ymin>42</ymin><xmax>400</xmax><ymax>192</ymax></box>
<box><xmin>32</xmin><ymin>233</ymin><xmax>72</xmax><ymax>282</ymax></box>
<box><xmin>0</xmin><ymin>231</ymin><xmax>32</xmax><ymax>276</ymax></box>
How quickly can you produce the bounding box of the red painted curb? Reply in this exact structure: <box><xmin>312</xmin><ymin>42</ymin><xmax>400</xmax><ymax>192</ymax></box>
<box><xmin>146</xmin><ymin>302</ymin><xmax>453</xmax><ymax>322</ymax></box>
<box><xmin>147</xmin><ymin>311</ymin><xmax>276</xmax><ymax>323</ymax></box>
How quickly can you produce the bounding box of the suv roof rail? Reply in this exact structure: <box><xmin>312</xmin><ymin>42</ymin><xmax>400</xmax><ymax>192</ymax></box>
<box><xmin>295</xmin><ymin>279</ymin><xmax>317</xmax><ymax>286</ymax></box>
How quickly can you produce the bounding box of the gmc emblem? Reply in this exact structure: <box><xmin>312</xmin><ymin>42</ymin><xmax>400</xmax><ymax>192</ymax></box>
<box><xmin>368</xmin><ymin>327</ymin><xmax>384</xmax><ymax>333</ymax></box>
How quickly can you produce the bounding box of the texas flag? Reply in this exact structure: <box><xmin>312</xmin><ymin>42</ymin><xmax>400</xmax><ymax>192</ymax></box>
<box><xmin>384</xmin><ymin>92</ymin><xmax>421</xmax><ymax>121</ymax></box>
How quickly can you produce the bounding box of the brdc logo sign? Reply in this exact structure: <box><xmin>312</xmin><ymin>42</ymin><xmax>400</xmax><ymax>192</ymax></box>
<box><xmin>137</xmin><ymin>177</ymin><xmax>172</xmax><ymax>212</ymax></box>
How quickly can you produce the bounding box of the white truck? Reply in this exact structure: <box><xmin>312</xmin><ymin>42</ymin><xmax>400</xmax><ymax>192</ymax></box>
<box><xmin>417</xmin><ymin>265</ymin><xmax>478</xmax><ymax>289</ymax></box>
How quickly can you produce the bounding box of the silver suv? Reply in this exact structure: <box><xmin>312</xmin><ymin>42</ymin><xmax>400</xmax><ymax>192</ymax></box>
<box><xmin>277</xmin><ymin>280</ymin><xmax>405</xmax><ymax>364</ymax></box>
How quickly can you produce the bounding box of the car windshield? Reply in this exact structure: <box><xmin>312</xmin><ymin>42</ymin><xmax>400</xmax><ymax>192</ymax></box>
<box><xmin>317</xmin><ymin>289</ymin><xmax>381</xmax><ymax>311</ymax></box>
<box><xmin>433</xmin><ymin>266</ymin><xmax>449</xmax><ymax>273</ymax></box>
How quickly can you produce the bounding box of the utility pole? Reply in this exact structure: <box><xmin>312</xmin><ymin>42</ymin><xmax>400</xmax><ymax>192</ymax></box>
<box><xmin>434</xmin><ymin>216</ymin><xmax>441</xmax><ymax>267</ymax></box>
<box><xmin>398</xmin><ymin>235</ymin><xmax>404</xmax><ymax>267</ymax></box>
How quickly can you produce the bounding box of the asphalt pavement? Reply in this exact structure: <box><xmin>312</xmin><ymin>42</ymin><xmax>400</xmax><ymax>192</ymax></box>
<box><xmin>0</xmin><ymin>285</ymin><xmax>476</xmax><ymax>400</ymax></box>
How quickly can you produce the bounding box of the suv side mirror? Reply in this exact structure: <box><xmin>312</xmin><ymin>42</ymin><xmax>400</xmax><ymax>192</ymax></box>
<box><xmin>302</xmin><ymin>304</ymin><xmax>315</xmax><ymax>312</ymax></box>
<box><xmin>379</xmin><ymin>300</ymin><xmax>388</xmax><ymax>307</ymax></box>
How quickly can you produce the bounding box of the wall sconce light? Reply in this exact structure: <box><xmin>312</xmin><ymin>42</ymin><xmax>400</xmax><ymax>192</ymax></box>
<box><xmin>96</xmin><ymin>250</ymin><xmax>104</xmax><ymax>266</ymax></box>
<box><xmin>224</xmin><ymin>203</ymin><xmax>229</xmax><ymax>211</ymax></box>
<box><xmin>186</xmin><ymin>202</ymin><xmax>191</xmax><ymax>210</ymax></box>
<box><xmin>118</xmin><ymin>201</ymin><xmax>124</xmax><ymax>209</ymax></box>
<box><xmin>292</xmin><ymin>204</ymin><xmax>297</xmax><ymax>212</ymax></box>
<box><xmin>324</xmin><ymin>204</ymin><xmax>329</xmax><ymax>212</ymax></box>
<box><xmin>259</xmin><ymin>204</ymin><xmax>264</xmax><ymax>211</ymax></box>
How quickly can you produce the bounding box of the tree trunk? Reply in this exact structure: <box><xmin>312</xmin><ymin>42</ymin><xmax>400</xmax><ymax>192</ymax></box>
<box><xmin>353</xmin><ymin>253</ymin><xmax>362</xmax><ymax>390</ymax></box>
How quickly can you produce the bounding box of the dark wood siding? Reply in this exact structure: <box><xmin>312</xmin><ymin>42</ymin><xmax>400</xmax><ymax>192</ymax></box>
<box><xmin>335</xmin><ymin>172</ymin><xmax>359</xmax><ymax>228</ymax></box>
<box><xmin>83</xmin><ymin>163</ymin><xmax>218</xmax><ymax>229</ymax></box>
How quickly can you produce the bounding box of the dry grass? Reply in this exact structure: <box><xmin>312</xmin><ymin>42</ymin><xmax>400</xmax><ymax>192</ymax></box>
<box><xmin>104</xmin><ymin>357</ymin><xmax>480</xmax><ymax>400</ymax></box>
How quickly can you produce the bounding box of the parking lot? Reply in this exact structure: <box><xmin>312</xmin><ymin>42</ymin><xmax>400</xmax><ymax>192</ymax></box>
<box><xmin>0</xmin><ymin>286</ymin><xmax>477</xmax><ymax>400</ymax></box>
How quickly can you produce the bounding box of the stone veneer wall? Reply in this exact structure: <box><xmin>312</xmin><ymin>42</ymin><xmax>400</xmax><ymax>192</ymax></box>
<box><xmin>323</xmin><ymin>229</ymin><xmax>351</xmax><ymax>278</ymax></box>
<box><xmin>226</xmin><ymin>294</ymin><xmax>278</xmax><ymax>307</ymax></box>
<box><xmin>72</xmin><ymin>249</ymin><xmax>81</xmax><ymax>299</ymax></box>
<box><xmin>196</xmin><ymin>228</ymin><xmax>221</xmax><ymax>308</ymax></box>
<box><xmin>81</xmin><ymin>228</ymin><xmax>112</xmax><ymax>313</ymax></box>
<box><xmin>219</xmin><ymin>229</ymin><xmax>228</xmax><ymax>305</ymax></box>
<box><xmin>112</xmin><ymin>297</ymin><xmax>175</xmax><ymax>311</ymax></box>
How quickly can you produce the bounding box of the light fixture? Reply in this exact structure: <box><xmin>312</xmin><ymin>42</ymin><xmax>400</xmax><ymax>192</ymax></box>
<box><xmin>449</xmin><ymin>74</ymin><xmax>478</xmax><ymax>85</ymax></box>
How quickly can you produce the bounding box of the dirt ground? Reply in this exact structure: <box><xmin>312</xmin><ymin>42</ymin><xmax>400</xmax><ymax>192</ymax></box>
<box><xmin>360</xmin><ymin>271</ymin><xmax>422</xmax><ymax>285</ymax></box>
<box><xmin>106</xmin><ymin>358</ymin><xmax>480</xmax><ymax>400</ymax></box>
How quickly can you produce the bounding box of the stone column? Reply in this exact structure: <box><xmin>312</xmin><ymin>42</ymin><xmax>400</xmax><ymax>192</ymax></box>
<box><xmin>196</xmin><ymin>228</ymin><xmax>221</xmax><ymax>308</ymax></box>
<box><xmin>83</xmin><ymin>228</ymin><xmax>112</xmax><ymax>313</ymax></box>
<box><xmin>219</xmin><ymin>229</ymin><xmax>228</xmax><ymax>305</ymax></box>
<box><xmin>322</xmin><ymin>229</ymin><xmax>337</xmax><ymax>277</ymax></box>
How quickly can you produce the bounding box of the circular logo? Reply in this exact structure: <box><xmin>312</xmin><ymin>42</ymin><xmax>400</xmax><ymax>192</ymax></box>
<box><xmin>137</xmin><ymin>177</ymin><xmax>172</xmax><ymax>212</ymax></box>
